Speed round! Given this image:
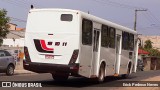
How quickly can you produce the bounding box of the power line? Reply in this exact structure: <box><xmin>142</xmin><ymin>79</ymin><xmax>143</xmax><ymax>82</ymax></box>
<box><xmin>92</xmin><ymin>0</ymin><xmax>160</xmax><ymax>28</ymax></box>
<box><xmin>147</xmin><ymin>11</ymin><xmax>160</xmax><ymax>24</ymax></box>
<box><xmin>142</xmin><ymin>12</ymin><xmax>155</xmax><ymax>25</ymax></box>
<box><xmin>143</xmin><ymin>12</ymin><xmax>159</xmax><ymax>25</ymax></box>
<box><xmin>10</xmin><ymin>17</ymin><xmax>26</xmax><ymax>23</ymax></box>
<box><xmin>1</xmin><ymin>0</ymin><xmax>44</xmax><ymax>8</ymax></box>
<box><xmin>11</xmin><ymin>20</ymin><xmax>26</xmax><ymax>23</ymax></box>
<box><xmin>92</xmin><ymin>0</ymin><xmax>133</xmax><ymax>9</ymax></box>
<box><xmin>139</xmin><ymin>10</ymin><xmax>160</xmax><ymax>27</ymax></box>
<box><xmin>1</xmin><ymin>0</ymin><xmax>27</xmax><ymax>8</ymax></box>
<box><xmin>15</xmin><ymin>0</ymin><xmax>45</xmax><ymax>8</ymax></box>
<box><xmin>92</xmin><ymin>0</ymin><xmax>147</xmax><ymax>10</ymax></box>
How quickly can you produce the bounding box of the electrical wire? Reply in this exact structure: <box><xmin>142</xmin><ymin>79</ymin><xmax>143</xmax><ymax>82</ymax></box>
<box><xmin>1</xmin><ymin>0</ymin><xmax>44</xmax><ymax>8</ymax></box>
<box><xmin>92</xmin><ymin>0</ymin><xmax>147</xmax><ymax>10</ymax></box>
<box><xmin>10</xmin><ymin>17</ymin><xmax>26</xmax><ymax>23</ymax></box>
<box><xmin>91</xmin><ymin>0</ymin><xmax>160</xmax><ymax>30</ymax></box>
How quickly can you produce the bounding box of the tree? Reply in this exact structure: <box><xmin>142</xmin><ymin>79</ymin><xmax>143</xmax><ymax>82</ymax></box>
<box><xmin>149</xmin><ymin>49</ymin><xmax>160</xmax><ymax>57</ymax></box>
<box><xmin>143</xmin><ymin>39</ymin><xmax>160</xmax><ymax>57</ymax></box>
<box><xmin>0</xmin><ymin>9</ymin><xmax>10</xmax><ymax>46</ymax></box>
<box><xmin>144</xmin><ymin>40</ymin><xmax>152</xmax><ymax>49</ymax></box>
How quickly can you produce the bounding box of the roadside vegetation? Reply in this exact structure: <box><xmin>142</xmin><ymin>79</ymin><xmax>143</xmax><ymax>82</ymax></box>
<box><xmin>0</xmin><ymin>9</ymin><xmax>10</xmax><ymax>46</ymax></box>
<box><xmin>140</xmin><ymin>39</ymin><xmax>160</xmax><ymax>57</ymax></box>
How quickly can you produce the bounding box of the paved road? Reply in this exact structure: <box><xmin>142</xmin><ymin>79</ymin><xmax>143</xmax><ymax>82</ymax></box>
<box><xmin>0</xmin><ymin>70</ymin><xmax>160</xmax><ymax>90</ymax></box>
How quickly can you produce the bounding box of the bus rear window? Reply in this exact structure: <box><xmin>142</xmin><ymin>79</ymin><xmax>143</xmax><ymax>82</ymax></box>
<box><xmin>61</xmin><ymin>14</ymin><xmax>73</xmax><ymax>21</ymax></box>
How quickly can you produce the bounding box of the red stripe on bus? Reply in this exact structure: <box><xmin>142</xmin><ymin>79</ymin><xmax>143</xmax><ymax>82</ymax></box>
<box><xmin>40</xmin><ymin>40</ymin><xmax>54</xmax><ymax>51</ymax></box>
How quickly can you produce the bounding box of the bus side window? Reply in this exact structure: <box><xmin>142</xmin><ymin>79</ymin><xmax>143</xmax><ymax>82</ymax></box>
<box><xmin>82</xmin><ymin>19</ymin><xmax>93</xmax><ymax>45</ymax></box>
<box><xmin>122</xmin><ymin>32</ymin><xmax>134</xmax><ymax>51</ymax></box>
<box><xmin>101</xmin><ymin>25</ymin><xmax>109</xmax><ymax>48</ymax></box>
<box><xmin>122</xmin><ymin>32</ymin><xmax>128</xmax><ymax>50</ymax></box>
<box><xmin>129</xmin><ymin>33</ymin><xmax>134</xmax><ymax>51</ymax></box>
<box><xmin>109</xmin><ymin>27</ymin><xmax>115</xmax><ymax>48</ymax></box>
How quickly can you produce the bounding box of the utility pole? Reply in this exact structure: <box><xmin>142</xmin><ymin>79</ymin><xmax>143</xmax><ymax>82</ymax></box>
<box><xmin>134</xmin><ymin>9</ymin><xmax>147</xmax><ymax>31</ymax></box>
<box><xmin>133</xmin><ymin>9</ymin><xmax>147</xmax><ymax>73</ymax></box>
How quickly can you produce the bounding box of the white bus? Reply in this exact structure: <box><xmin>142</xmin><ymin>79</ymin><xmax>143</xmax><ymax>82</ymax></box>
<box><xmin>23</xmin><ymin>8</ymin><xmax>139</xmax><ymax>82</ymax></box>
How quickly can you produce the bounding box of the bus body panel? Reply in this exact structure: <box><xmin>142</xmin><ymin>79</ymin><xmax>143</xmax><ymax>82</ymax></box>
<box><xmin>25</xmin><ymin>33</ymin><xmax>79</xmax><ymax>65</ymax></box>
<box><xmin>100</xmin><ymin>48</ymin><xmax>116</xmax><ymax>76</ymax></box>
<box><xmin>78</xmin><ymin>21</ymin><xmax>102</xmax><ymax>78</ymax></box>
<box><xmin>120</xmin><ymin>50</ymin><xmax>131</xmax><ymax>74</ymax></box>
<box><xmin>91</xmin><ymin>22</ymin><xmax>101</xmax><ymax>77</ymax></box>
<box><xmin>24</xmin><ymin>9</ymin><xmax>80</xmax><ymax>73</ymax></box>
<box><xmin>79</xmin><ymin>45</ymin><xmax>93</xmax><ymax>77</ymax></box>
<box><xmin>24</xmin><ymin>8</ymin><xmax>138</xmax><ymax>78</ymax></box>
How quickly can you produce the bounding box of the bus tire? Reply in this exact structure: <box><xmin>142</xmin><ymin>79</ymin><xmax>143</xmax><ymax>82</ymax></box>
<box><xmin>97</xmin><ymin>64</ymin><xmax>105</xmax><ymax>83</ymax></box>
<box><xmin>52</xmin><ymin>72</ymin><xmax>69</xmax><ymax>81</ymax></box>
<box><xmin>122</xmin><ymin>63</ymin><xmax>131</xmax><ymax>78</ymax></box>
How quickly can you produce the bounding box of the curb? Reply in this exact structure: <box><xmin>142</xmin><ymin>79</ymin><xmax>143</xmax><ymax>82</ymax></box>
<box><xmin>14</xmin><ymin>70</ymin><xmax>36</xmax><ymax>75</ymax></box>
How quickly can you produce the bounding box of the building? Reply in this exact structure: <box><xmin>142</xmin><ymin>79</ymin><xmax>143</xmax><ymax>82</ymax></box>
<box><xmin>1</xmin><ymin>23</ymin><xmax>25</xmax><ymax>48</ymax></box>
<box><xmin>2</xmin><ymin>30</ymin><xmax>25</xmax><ymax>47</ymax></box>
<box><xmin>16</xmin><ymin>27</ymin><xmax>25</xmax><ymax>31</ymax></box>
<box><xmin>138</xmin><ymin>35</ymin><xmax>160</xmax><ymax>51</ymax></box>
<box><xmin>8</xmin><ymin>23</ymin><xmax>17</xmax><ymax>30</ymax></box>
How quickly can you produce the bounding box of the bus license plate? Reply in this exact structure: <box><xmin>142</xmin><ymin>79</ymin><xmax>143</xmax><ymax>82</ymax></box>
<box><xmin>45</xmin><ymin>55</ymin><xmax>54</xmax><ymax>59</ymax></box>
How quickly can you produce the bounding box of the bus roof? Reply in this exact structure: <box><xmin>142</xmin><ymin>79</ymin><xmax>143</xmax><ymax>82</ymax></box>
<box><xmin>29</xmin><ymin>8</ymin><xmax>137</xmax><ymax>34</ymax></box>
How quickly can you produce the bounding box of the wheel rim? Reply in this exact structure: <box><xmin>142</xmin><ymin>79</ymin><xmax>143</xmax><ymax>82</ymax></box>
<box><xmin>8</xmin><ymin>66</ymin><xmax>14</xmax><ymax>75</ymax></box>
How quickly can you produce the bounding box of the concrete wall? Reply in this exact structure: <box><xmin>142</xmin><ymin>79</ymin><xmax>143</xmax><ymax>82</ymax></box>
<box><xmin>139</xmin><ymin>35</ymin><xmax>160</xmax><ymax>51</ymax></box>
<box><xmin>143</xmin><ymin>57</ymin><xmax>160</xmax><ymax>71</ymax></box>
<box><xmin>3</xmin><ymin>38</ymin><xmax>24</xmax><ymax>47</ymax></box>
<box><xmin>8</xmin><ymin>23</ymin><xmax>16</xmax><ymax>30</ymax></box>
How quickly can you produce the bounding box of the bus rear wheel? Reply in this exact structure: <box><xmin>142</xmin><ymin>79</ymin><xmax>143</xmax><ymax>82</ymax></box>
<box><xmin>52</xmin><ymin>72</ymin><xmax>69</xmax><ymax>81</ymax></box>
<box><xmin>122</xmin><ymin>64</ymin><xmax>131</xmax><ymax>79</ymax></box>
<box><xmin>97</xmin><ymin>64</ymin><xmax>105</xmax><ymax>83</ymax></box>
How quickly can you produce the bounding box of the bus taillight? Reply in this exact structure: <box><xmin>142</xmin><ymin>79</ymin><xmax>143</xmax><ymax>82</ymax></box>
<box><xmin>69</xmin><ymin>49</ymin><xmax>79</xmax><ymax>65</ymax></box>
<box><xmin>24</xmin><ymin>46</ymin><xmax>31</xmax><ymax>62</ymax></box>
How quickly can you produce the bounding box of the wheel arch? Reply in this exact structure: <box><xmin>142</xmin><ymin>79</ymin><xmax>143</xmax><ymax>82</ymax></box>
<box><xmin>7</xmin><ymin>63</ymin><xmax>15</xmax><ymax>69</ymax></box>
<box><xmin>99</xmin><ymin>59</ymin><xmax>107</xmax><ymax>76</ymax></box>
<box><xmin>127</xmin><ymin>60</ymin><xmax>132</xmax><ymax>74</ymax></box>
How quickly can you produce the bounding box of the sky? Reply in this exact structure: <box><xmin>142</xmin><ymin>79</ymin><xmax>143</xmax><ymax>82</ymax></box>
<box><xmin>0</xmin><ymin>0</ymin><xmax>160</xmax><ymax>35</ymax></box>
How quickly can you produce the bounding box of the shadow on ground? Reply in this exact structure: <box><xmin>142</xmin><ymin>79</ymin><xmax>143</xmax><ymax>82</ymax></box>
<box><xmin>0</xmin><ymin>70</ymin><xmax>160</xmax><ymax>88</ymax></box>
<box><xmin>34</xmin><ymin>76</ymin><xmax>131</xmax><ymax>87</ymax></box>
<box><xmin>34</xmin><ymin>70</ymin><xmax>160</xmax><ymax>87</ymax></box>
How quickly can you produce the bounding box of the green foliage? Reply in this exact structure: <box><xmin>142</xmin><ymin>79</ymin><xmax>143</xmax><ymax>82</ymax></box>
<box><xmin>144</xmin><ymin>48</ymin><xmax>160</xmax><ymax>57</ymax></box>
<box><xmin>149</xmin><ymin>49</ymin><xmax>160</xmax><ymax>57</ymax></box>
<box><xmin>0</xmin><ymin>9</ymin><xmax>10</xmax><ymax>46</ymax></box>
<box><xmin>144</xmin><ymin>40</ymin><xmax>152</xmax><ymax>49</ymax></box>
<box><xmin>143</xmin><ymin>39</ymin><xmax>160</xmax><ymax>57</ymax></box>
